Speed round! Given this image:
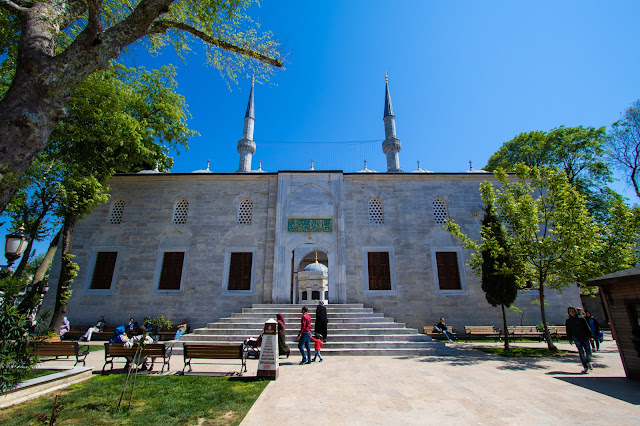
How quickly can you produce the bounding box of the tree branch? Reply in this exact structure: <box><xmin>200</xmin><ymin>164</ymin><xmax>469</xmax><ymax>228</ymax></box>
<box><xmin>0</xmin><ymin>0</ymin><xmax>29</xmax><ymax>14</ymax></box>
<box><xmin>149</xmin><ymin>19</ymin><xmax>283</xmax><ymax>68</ymax></box>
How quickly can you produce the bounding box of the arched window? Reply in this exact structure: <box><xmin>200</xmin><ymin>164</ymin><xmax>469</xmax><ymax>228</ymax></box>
<box><xmin>433</xmin><ymin>198</ymin><xmax>449</xmax><ymax>225</ymax></box>
<box><xmin>172</xmin><ymin>199</ymin><xmax>189</xmax><ymax>225</ymax></box>
<box><xmin>238</xmin><ymin>198</ymin><xmax>253</xmax><ymax>225</ymax></box>
<box><xmin>368</xmin><ymin>198</ymin><xmax>384</xmax><ymax>225</ymax></box>
<box><xmin>109</xmin><ymin>199</ymin><xmax>125</xmax><ymax>225</ymax></box>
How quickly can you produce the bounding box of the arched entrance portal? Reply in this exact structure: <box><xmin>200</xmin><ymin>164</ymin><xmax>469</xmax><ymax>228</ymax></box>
<box><xmin>290</xmin><ymin>247</ymin><xmax>329</xmax><ymax>304</ymax></box>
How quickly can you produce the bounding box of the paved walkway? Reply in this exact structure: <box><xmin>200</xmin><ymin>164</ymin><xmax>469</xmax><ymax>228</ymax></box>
<box><xmin>38</xmin><ymin>338</ymin><xmax>640</xmax><ymax>425</ymax></box>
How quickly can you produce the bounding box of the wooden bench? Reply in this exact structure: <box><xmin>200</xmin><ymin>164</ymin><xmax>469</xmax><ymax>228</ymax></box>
<box><xmin>507</xmin><ymin>326</ymin><xmax>543</xmax><ymax>341</ymax></box>
<box><xmin>547</xmin><ymin>326</ymin><xmax>567</xmax><ymax>341</ymax></box>
<box><xmin>423</xmin><ymin>326</ymin><xmax>458</xmax><ymax>342</ymax></box>
<box><xmin>32</xmin><ymin>341</ymin><xmax>89</xmax><ymax>366</ymax></box>
<box><xmin>464</xmin><ymin>326</ymin><xmax>501</xmax><ymax>342</ymax></box>
<box><xmin>182</xmin><ymin>343</ymin><xmax>247</xmax><ymax>376</ymax></box>
<box><xmin>102</xmin><ymin>343</ymin><xmax>171</xmax><ymax>374</ymax></box>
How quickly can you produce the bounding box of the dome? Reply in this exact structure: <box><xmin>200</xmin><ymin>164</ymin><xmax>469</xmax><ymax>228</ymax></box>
<box><xmin>303</xmin><ymin>262</ymin><xmax>328</xmax><ymax>273</ymax></box>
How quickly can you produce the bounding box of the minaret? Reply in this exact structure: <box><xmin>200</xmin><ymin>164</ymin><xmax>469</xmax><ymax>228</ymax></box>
<box><xmin>237</xmin><ymin>78</ymin><xmax>256</xmax><ymax>172</ymax></box>
<box><xmin>382</xmin><ymin>73</ymin><xmax>402</xmax><ymax>172</ymax></box>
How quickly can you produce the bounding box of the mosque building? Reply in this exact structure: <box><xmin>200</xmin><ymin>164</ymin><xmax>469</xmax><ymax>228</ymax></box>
<box><xmin>43</xmin><ymin>77</ymin><xmax>579</xmax><ymax>331</ymax></box>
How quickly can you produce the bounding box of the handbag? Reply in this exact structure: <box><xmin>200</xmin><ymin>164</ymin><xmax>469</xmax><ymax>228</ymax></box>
<box><xmin>598</xmin><ymin>331</ymin><xmax>603</xmax><ymax>343</ymax></box>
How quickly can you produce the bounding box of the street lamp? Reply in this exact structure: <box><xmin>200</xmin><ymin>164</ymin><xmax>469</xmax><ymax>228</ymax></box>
<box><xmin>5</xmin><ymin>224</ymin><xmax>29</xmax><ymax>268</ymax></box>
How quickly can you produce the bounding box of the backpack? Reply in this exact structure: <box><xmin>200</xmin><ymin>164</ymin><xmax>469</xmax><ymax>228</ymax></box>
<box><xmin>109</xmin><ymin>325</ymin><xmax>126</xmax><ymax>343</ymax></box>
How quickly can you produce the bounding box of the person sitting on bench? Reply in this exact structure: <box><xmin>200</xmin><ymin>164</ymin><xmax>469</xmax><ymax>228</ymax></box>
<box><xmin>434</xmin><ymin>317</ymin><xmax>454</xmax><ymax>342</ymax></box>
<box><xmin>81</xmin><ymin>316</ymin><xmax>106</xmax><ymax>341</ymax></box>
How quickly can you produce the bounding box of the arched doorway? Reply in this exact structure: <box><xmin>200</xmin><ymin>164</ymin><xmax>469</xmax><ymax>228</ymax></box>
<box><xmin>290</xmin><ymin>247</ymin><xmax>329</xmax><ymax>304</ymax></box>
<box><xmin>297</xmin><ymin>251</ymin><xmax>329</xmax><ymax>304</ymax></box>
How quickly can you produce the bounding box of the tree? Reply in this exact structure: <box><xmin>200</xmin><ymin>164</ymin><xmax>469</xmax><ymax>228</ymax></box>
<box><xmin>446</xmin><ymin>164</ymin><xmax>639</xmax><ymax>351</ymax></box>
<box><xmin>608</xmin><ymin>100</ymin><xmax>640</xmax><ymax>200</ymax></box>
<box><xmin>480</xmin><ymin>207</ymin><xmax>518</xmax><ymax>351</ymax></box>
<box><xmin>0</xmin><ymin>0</ymin><xmax>283</xmax><ymax>212</ymax></box>
<box><xmin>485</xmin><ymin>126</ymin><xmax>615</xmax><ymax>219</ymax></box>
<box><xmin>3</xmin><ymin>63</ymin><xmax>197</xmax><ymax>331</ymax></box>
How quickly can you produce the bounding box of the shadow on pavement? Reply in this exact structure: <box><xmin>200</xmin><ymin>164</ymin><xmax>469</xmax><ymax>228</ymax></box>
<box><xmin>551</xmin><ymin>376</ymin><xmax>640</xmax><ymax>405</ymax></box>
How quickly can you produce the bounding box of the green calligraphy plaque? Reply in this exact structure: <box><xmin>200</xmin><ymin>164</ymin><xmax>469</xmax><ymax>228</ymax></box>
<box><xmin>287</xmin><ymin>218</ymin><xmax>333</xmax><ymax>233</ymax></box>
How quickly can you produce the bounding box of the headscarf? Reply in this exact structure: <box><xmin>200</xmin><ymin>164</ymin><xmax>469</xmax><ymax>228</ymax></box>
<box><xmin>276</xmin><ymin>313</ymin><xmax>285</xmax><ymax>331</ymax></box>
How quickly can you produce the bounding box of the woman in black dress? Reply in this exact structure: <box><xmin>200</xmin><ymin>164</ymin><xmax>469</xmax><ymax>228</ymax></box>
<box><xmin>315</xmin><ymin>301</ymin><xmax>328</xmax><ymax>341</ymax></box>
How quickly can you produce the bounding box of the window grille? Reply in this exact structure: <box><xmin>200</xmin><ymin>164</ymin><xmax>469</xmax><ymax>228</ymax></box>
<box><xmin>228</xmin><ymin>252</ymin><xmax>253</xmax><ymax>290</ymax></box>
<box><xmin>173</xmin><ymin>199</ymin><xmax>189</xmax><ymax>225</ymax></box>
<box><xmin>158</xmin><ymin>252</ymin><xmax>185</xmax><ymax>290</ymax></box>
<box><xmin>369</xmin><ymin>198</ymin><xmax>384</xmax><ymax>224</ymax></box>
<box><xmin>109</xmin><ymin>200</ymin><xmax>125</xmax><ymax>225</ymax></box>
<box><xmin>435</xmin><ymin>252</ymin><xmax>461</xmax><ymax>290</ymax></box>
<box><xmin>367</xmin><ymin>252</ymin><xmax>391</xmax><ymax>290</ymax></box>
<box><xmin>238</xmin><ymin>199</ymin><xmax>253</xmax><ymax>225</ymax></box>
<box><xmin>433</xmin><ymin>198</ymin><xmax>449</xmax><ymax>224</ymax></box>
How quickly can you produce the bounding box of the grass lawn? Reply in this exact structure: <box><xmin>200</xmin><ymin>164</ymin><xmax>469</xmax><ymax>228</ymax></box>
<box><xmin>0</xmin><ymin>375</ymin><xmax>269</xmax><ymax>425</ymax></box>
<box><xmin>476</xmin><ymin>346</ymin><xmax>570</xmax><ymax>357</ymax></box>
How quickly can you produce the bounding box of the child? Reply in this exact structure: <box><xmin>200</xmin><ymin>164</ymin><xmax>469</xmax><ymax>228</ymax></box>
<box><xmin>310</xmin><ymin>333</ymin><xmax>324</xmax><ymax>362</ymax></box>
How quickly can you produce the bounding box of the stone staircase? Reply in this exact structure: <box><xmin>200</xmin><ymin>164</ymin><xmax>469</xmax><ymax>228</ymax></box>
<box><xmin>172</xmin><ymin>304</ymin><xmax>454</xmax><ymax>356</ymax></box>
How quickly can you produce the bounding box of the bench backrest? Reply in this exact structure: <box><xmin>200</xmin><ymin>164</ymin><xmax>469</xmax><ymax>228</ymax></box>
<box><xmin>105</xmin><ymin>343</ymin><xmax>166</xmax><ymax>357</ymax></box>
<box><xmin>465</xmin><ymin>326</ymin><xmax>497</xmax><ymax>333</ymax></box>
<box><xmin>548</xmin><ymin>326</ymin><xmax>566</xmax><ymax>334</ymax></box>
<box><xmin>32</xmin><ymin>341</ymin><xmax>78</xmax><ymax>356</ymax></box>
<box><xmin>507</xmin><ymin>326</ymin><xmax>540</xmax><ymax>333</ymax></box>
<box><xmin>184</xmin><ymin>343</ymin><xmax>244</xmax><ymax>359</ymax></box>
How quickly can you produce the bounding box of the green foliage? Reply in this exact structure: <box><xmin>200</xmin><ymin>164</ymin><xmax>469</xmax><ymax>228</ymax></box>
<box><xmin>151</xmin><ymin>316</ymin><xmax>173</xmax><ymax>331</ymax></box>
<box><xmin>0</xmin><ymin>375</ymin><xmax>269</xmax><ymax>425</ymax></box>
<box><xmin>485</xmin><ymin>126</ymin><xmax>615</xmax><ymax>219</ymax></box>
<box><xmin>0</xmin><ymin>274</ymin><xmax>38</xmax><ymax>392</ymax></box>
<box><xmin>480</xmin><ymin>207</ymin><xmax>518</xmax><ymax>308</ymax></box>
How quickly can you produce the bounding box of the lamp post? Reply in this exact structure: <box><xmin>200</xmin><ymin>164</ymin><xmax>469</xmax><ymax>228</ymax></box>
<box><xmin>4</xmin><ymin>224</ymin><xmax>29</xmax><ymax>268</ymax></box>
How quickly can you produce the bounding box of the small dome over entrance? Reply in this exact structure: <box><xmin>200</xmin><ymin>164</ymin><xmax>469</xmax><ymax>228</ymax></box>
<box><xmin>304</xmin><ymin>262</ymin><xmax>328</xmax><ymax>273</ymax></box>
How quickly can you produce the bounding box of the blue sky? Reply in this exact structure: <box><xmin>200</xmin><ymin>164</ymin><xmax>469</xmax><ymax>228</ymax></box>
<box><xmin>127</xmin><ymin>0</ymin><xmax>640</xmax><ymax>180</ymax></box>
<box><xmin>3</xmin><ymin>0</ymin><xmax>640</xmax><ymax>259</ymax></box>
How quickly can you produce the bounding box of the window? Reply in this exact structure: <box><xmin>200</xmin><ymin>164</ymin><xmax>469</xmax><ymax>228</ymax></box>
<box><xmin>109</xmin><ymin>200</ymin><xmax>125</xmax><ymax>224</ymax></box>
<box><xmin>433</xmin><ymin>198</ymin><xmax>448</xmax><ymax>225</ymax></box>
<box><xmin>228</xmin><ymin>252</ymin><xmax>253</xmax><ymax>291</ymax></box>
<box><xmin>172</xmin><ymin>199</ymin><xmax>189</xmax><ymax>225</ymax></box>
<box><xmin>435</xmin><ymin>252</ymin><xmax>461</xmax><ymax>290</ymax></box>
<box><xmin>158</xmin><ymin>252</ymin><xmax>185</xmax><ymax>290</ymax></box>
<box><xmin>367</xmin><ymin>252</ymin><xmax>391</xmax><ymax>290</ymax></box>
<box><xmin>368</xmin><ymin>198</ymin><xmax>384</xmax><ymax>224</ymax></box>
<box><xmin>89</xmin><ymin>252</ymin><xmax>118</xmax><ymax>289</ymax></box>
<box><xmin>238</xmin><ymin>198</ymin><xmax>253</xmax><ymax>225</ymax></box>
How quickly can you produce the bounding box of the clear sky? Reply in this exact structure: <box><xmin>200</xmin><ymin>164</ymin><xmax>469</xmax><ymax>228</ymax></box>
<box><xmin>127</xmin><ymin>0</ymin><xmax>640</xmax><ymax>180</ymax></box>
<box><xmin>3</xmin><ymin>0</ymin><xmax>640</xmax><ymax>259</ymax></box>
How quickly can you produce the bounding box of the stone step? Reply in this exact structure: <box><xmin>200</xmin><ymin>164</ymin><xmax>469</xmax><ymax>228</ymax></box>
<box><xmin>251</xmin><ymin>304</ymin><xmax>365</xmax><ymax>309</ymax></box>
<box><xmin>204</xmin><ymin>321</ymin><xmax>407</xmax><ymax>329</ymax></box>
<box><xmin>218</xmin><ymin>316</ymin><xmax>391</xmax><ymax>324</ymax></box>
<box><xmin>193</xmin><ymin>327</ymin><xmax>418</xmax><ymax>336</ymax></box>
<box><xmin>182</xmin><ymin>334</ymin><xmax>430</xmax><ymax>343</ymax></box>
<box><xmin>228</xmin><ymin>313</ymin><xmax>386</xmax><ymax>320</ymax></box>
<box><xmin>244</xmin><ymin>307</ymin><xmax>374</xmax><ymax>314</ymax></box>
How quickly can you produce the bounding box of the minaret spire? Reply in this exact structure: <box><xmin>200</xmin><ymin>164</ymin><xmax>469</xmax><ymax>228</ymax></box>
<box><xmin>237</xmin><ymin>77</ymin><xmax>256</xmax><ymax>172</ymax></box>
<box><xmin>382</xmin><ymin>73</ymin><xmax>402</xmax><ymax>172</ymax></box>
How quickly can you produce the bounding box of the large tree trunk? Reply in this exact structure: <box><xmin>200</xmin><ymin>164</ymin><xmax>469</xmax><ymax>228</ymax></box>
<box><xmin>501</xmin><ymin>304</ymin><xmax>510</xmax><ymax>351</ymax></box>
<box><xmin>49</xmin><ymin>218</ymin><xmax>76</xmax><ymax>332</ymax></box>
<box><xmin>17</xmin><ymin>228</ymin><xmax>61</xmax><ymax>317</ymax></box>
<box><xmin>538</xmin><ymin>281</ymin><xmax>557</xmax><ymax>352</ymax></box>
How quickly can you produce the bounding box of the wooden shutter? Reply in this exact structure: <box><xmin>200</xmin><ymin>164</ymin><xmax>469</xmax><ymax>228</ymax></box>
<box><xmin>436</xmin><ymin>252</ymin><xmax>461</xmax><ymax>290</ymax></box>
<box><xmin>159</xmin><ymin>252</ymin><xmax>185</xmax><ymax>290</ymax></box>
<box><xmin>90</xmin><ymin>252</ymin><xmax>118</xmax><ymax>289</ymax></box>
<box><xmin>228</xmin><ymin>252</ymin><xmax>253</xmax><ymax>290</ymax></box>
<box><xmin>367</xmin><ymin>252</ymin><xmax>391</xmax><ymax>290</ymax></box>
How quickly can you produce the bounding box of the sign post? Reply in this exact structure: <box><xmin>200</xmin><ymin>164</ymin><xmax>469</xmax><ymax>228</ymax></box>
<box><xmin>257</xmin><ymin>319</ymin><xmax>279</xmax><ymax>380</ymax></box>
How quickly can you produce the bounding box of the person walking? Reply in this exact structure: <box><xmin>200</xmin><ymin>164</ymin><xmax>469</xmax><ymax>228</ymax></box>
<box><xmin>297</xmin><ymin>306</ymin><xmax>312</xmax><ymax>365</ymax></box>
<box><xmin>315</xmin><ymin>301</ymin><xmax>328</xmax><ymax>341</ymax></box>
<box><xmin>310</xmin><ymin>333</ymin><xmax>324</xmax><ymax>362</ymax></box>
<box><xmin>585</xmin><ymin>311</ymin><xmax>601</xmax><ymax>351</ymax></box>
<box><xmin>566</xmin><ymin>306</ymin><xmax>594</xmax><ymax>374</ymax></box>
<box><xmin>276</xmin><ymin>313</ymin><xmax>291</xmax><ymax>358</ymax></box>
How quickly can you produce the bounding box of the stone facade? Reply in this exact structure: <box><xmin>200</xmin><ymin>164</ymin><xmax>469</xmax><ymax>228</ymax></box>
<box><xmin>42</xmin><ymin>170</ymin><xmax>580</xmax><ymax>331</ymax></box>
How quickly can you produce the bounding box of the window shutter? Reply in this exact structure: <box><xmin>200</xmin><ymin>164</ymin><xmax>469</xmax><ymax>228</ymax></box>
<box><xmin>436</xmin><ymin>252</ymin><xmax>461</xmax><ymax>290</ymax></box>
<box><xmin>159</xmin><ymin>252</ymin><xmax>185</xmax><ymax>290</ymax></box>
<box><xmin>228</xmin><ymin>252</ymin><xmax>253</xmax><ymax>290</ymax></box>
<box><xmin>90</xmin><ymin>252</ymin><xmax>118</xmax><ymax>289</ymax></box>
<box><xmin>367</xmin><ymin>252</ymin><xmax>391</xmax><ymax>290</ymax></box>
